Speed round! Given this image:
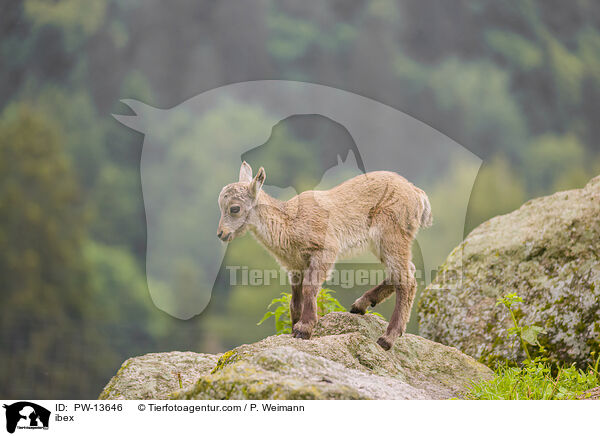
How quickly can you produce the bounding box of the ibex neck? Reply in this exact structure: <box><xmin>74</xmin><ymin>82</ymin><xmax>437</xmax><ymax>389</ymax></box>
<box><xmin>249</xmin><ymin>191</ymin><xmax>289</xmax><ymax>250</ymax></box>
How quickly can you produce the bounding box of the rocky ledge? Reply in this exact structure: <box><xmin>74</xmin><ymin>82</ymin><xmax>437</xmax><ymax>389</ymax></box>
<box><xmin>100</xmin><ymin>312</ymin><xmax>491</xmax><ymax>400</ymax></box>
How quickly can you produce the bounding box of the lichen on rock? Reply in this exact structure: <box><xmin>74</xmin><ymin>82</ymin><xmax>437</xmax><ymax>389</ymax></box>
<box><xmin>419</xmin><ymin>175</ymin><xmax>600</xmax><ymax>368</ymax></box>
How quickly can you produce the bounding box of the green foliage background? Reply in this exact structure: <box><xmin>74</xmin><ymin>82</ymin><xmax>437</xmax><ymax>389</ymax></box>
<box><xmin>1</xmin><ymin>0</ymin><xmax>600</xmax><ymax>398</ymax></box>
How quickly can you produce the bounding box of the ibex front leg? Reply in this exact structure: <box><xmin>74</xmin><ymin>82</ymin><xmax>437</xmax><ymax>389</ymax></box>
<box><xmin>289</xmin><ymin>271</ymin><xmax>303</xmax><ymax>328</ymax></box>
<box><xmin>292</xmin><ymin>255</ymin><xmax>333</xmax><ymax>340</ymax></box>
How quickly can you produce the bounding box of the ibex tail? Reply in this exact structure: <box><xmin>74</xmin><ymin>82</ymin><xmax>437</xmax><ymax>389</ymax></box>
<box><xmin>419</xmin><ymin>192</ymin><xmax>433</xmax><ymax>228</ymax></box>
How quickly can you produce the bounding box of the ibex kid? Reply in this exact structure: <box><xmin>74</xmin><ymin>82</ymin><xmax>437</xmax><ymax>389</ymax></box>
<box><xmin>217</xmin><ymin>162</ymin><xmax>432</xmax><ymax>350</ymax></box>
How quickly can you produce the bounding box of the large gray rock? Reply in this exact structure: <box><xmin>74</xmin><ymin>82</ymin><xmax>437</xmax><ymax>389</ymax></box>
<box><xmin>99</xmin><ymin>312</ymin><xmax>492</xmax><ymax>400</ymax></box>
<box><xmin>419</xmin><ymin>175</ymin><xmax>600</xmax><ymax>367</ymax></box>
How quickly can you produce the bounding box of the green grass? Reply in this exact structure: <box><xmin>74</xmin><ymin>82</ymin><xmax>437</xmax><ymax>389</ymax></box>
<box><xmin>465</xmin><ymin>358</ymin><xmax>599</xmax><ymax>400</ymax></box>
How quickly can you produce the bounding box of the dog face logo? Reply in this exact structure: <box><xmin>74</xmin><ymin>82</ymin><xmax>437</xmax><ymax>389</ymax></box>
<box><xmin>113</xmin><ymin>80</ymin><xmax>482</xmax><ymax>319</ymax></box>
<box><xmin>3</xmin><ymin>402</ymin><xmax>50</xmax><ymax>434</ymax></box>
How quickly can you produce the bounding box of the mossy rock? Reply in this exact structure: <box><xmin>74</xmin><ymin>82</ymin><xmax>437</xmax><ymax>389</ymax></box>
<box><xmin>100</xmin><ymin>312</ymin><xmax>492</xmax><ymax>400</ymax></box>
<box><xmin>99</xmin><ymin>351</ymin><xmax>219</xmax><ymax>400</ymax></box>
<box><xmin>419</xmin><ymin>175</ymin><xmax>600</xmax><ymax>368</ymax></box>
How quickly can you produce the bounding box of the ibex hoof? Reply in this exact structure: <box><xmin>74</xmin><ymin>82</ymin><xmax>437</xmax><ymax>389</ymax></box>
<box><xmin>377</xmin><ymin>336</ymin><xmax>393</xmax><ymax>351</ymax></box>
<box><xmin>292</xmin><ymin>324</ymin><xmax>313</xmax><ymax>340</ymax></box>
<box><xmin>349</xmin><ymin>304</ymin><xmax>366</xmax><ymax>315</ymax></box>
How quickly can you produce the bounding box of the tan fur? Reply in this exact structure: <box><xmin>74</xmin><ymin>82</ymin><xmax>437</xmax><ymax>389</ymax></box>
<box><xmin>217</xmin><ymin>162</ymin><xmax>432</xmax><ymax>350</ymax></box>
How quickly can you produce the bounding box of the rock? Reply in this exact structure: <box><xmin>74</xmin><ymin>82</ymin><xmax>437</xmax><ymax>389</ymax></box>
<box><xmin>579</xmin><ymin>387</ymin><xmax>600</xmax><ymax>400</ymax></box>
<box><xmin>99</xmin><ymin>351</ymin><xmax>219</xmax><ymax>400</ymax></box>
<box><xmin>99</xmin><ymin>313</ymin><xmax>492</xmax><ymax>400</ymax></box>
<box><xmin>419</xmin><ymin>175</ymin><xmax>600</xmax><ymax>367</ymax></box>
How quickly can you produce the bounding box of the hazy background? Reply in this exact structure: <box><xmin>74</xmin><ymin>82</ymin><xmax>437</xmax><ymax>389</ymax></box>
<box><xmin>1</xmin><ymin>0</ymin><xmax>599</xmax><ymax>398</ymax></box>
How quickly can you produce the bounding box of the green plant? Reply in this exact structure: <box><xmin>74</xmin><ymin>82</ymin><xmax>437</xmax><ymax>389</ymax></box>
<box><xmin>464</xmin><ymin>292</ymin><xmax>600</xmax><ymax>399</ymax></box>
<box><xmin>257</xmin><ymin>292</ymin><xmax>293</xmax><ymax>334</ymax></box>
<box><xmin>496</xmin><ymin>292</ymin><xmax>546</xmax><ymax>360</ymax></box>
<box><xmin>258</xmin><ymin>288</ymin><xmax>383</xmax><ymax>335</ymax></box>
<box><xmin>591</xmin><ymin>350</ymin><xmax>600</xmax><ymax>376</ymax></box>
<box><xmin>316</xmin><ymin>288</ymin><xmax>346</xmax><ymax>316</ymax></box>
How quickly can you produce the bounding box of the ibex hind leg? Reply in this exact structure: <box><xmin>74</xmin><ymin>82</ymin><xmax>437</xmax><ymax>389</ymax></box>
<box><xmin>350</xmin><ymin>280</ymin><xmax>395</xmax><ymax>315</ymax></box>
<box><xmin>373</xmin><ymin>228</ymin><xmax>417</xmax><ymax>350</ymax></box>
<box><xmin>376</xmin><ymin>260</ymin><xmax>417</xmax><ymax>350</ymax></box>
<box><xmin>350</xmin><ymin>223</ymin><xmax>416</xmax><ymax>316</ymax></box>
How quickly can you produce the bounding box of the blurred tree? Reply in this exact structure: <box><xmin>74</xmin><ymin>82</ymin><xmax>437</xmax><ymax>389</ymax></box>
<box><xmin>428</xmin><ymin>59</ymin><xmax>527</xmax><ymax>161</ymax></box>
<box><xmin>89</xmin><ymin>165</ymin><xmax>146</xmax><ymax>258</ymax></box>
<box><xmin>0</xmin><ymin>104</ymin><xmax>110</xmax><ymax>398</ymax></box>
<box><xmin>465</xmin><ymin>156</ymin><xmax>527</xmax><ymax>234</ymax></box>
<box><xmin>84</xmin><ymin>241</ymin><xmax>178</xmax><ymax>357</ymax></box>
<box><xmin>32</xmin><ymin>87</ymin><xmax>108</xmax><ymax>190</ymax></box>
<box><xmin>24</xmin><ymin>0</ymin><xmax>108</xmax><ymax>52</ymax></box>
<box><xmin>523</xmin><ymin>133</ymin><xmax>593</xmax><ymax>195</ymax></box>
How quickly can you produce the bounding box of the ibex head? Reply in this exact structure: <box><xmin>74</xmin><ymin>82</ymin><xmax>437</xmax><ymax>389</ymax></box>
<box><xmin>217</xmin><ymin>161</ymin><xmax>266</xmax><ymax>242</ymax></box>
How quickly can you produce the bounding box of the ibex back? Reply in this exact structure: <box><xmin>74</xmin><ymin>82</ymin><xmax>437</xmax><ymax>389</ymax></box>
<box><xmin>217</xmin><ymin>162</ymin><xmax>432</xmax><ymax>350</ymax></box>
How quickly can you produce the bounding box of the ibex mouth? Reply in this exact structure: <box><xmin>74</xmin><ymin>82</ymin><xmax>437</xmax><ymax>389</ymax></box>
<box><xmin>219</xmin><ymin>232</ymin><xmax>233</xmax><ymax>242</ymax></box>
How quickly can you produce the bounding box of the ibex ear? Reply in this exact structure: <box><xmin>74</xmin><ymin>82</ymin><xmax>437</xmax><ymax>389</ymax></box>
<box><xmin>239</xmin><ymin>161</ymin><xmax>253</xmax><ymax>182</ymax></box>
<box><xmin>249</xmin><ymin>167</ymin><xmax>266</xmax><ymax>198</ymax></box>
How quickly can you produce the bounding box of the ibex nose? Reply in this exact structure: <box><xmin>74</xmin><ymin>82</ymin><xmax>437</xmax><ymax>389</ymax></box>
<box><xmin>217</xmin><ymin>230</ymin><xmax>223</xmax><ymax>239</ymax></box>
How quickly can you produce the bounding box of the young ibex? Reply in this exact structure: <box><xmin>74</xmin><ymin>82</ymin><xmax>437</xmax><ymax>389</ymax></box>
<box><xmin>217</xmin><ymin>162</ymin><xmax>432</xmax><ymax>350</ymax></box>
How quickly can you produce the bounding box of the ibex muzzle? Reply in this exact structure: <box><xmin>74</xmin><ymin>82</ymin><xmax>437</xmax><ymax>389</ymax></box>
<box><xmin>217</xmin><ymin>161</ymin><xmax>432</xmax><ymax>350</ymax></box>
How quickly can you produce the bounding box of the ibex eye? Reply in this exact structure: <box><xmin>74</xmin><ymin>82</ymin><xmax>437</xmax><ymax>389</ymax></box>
<box><xmin>230</xmin><ymin>206</ymin><xmax>240</xmax><ymax>214</ymax></box>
